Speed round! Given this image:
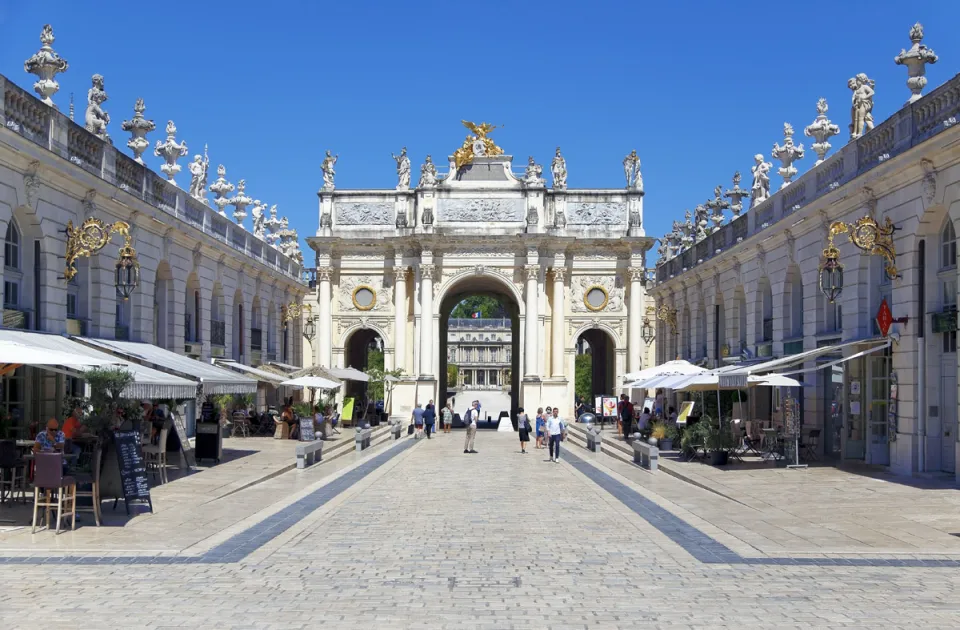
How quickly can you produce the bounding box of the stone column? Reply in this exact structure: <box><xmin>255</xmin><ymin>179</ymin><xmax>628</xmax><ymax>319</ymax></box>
<box><xmin>419</xmin><ymin>258</ymin><xmax>435</xmax><ymax>377</ymax></box>
<box><xmin>393</xmin><ymin>266</ymin><xmax>407</xmax><ymax>373</ymax></box>
<box><xmin>627</xmin><ymin>266</ymin><xmax>645</xmax><ymax>373</ymax></box>
<box><xmin>524</xmin><ymin>264</ymin><xmax>540</xmax><ymax>377</ymax></box>
<box><xmin>550</xmin><ymin>267</ymin><xmax>566</xmax><ymax>377</ymax></box>
<box><xmin>316</xmin><ymin>266</ymin><xmax>333</xmax><ymax>367</ymax></box>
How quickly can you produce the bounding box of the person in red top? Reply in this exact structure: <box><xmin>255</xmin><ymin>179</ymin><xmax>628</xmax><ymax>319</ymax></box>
<box><xmin>62</xmin><ymin>405</ymin><xmax>87</xmax><ymax>439</ymax></box>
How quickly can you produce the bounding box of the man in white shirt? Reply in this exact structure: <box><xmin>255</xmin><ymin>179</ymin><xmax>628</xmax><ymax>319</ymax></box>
<box><xmin>463</xmin><ymin>401</ymin><xmax>479</xmax><ymax>454</ymax></box>
<box><xmin>546</xmin><ymin>406</ymin><xmax>564</xmax><ymax>463</ymax></box>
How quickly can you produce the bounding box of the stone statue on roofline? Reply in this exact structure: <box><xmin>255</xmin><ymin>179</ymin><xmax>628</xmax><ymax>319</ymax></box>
<box><xmin>252</xmin><ymin>201</ymin><xmax>266</xmax><ymax>239</ymax></box>
<box><xmin>848</xmin><ymin>73</ymin><xmax>875</xmax><ymax>140</ymax></box>
<box><xmin>84</xmin><ymin>74</ymin><xmax>110</xmax><ymax>140</ymax></box>
<box><xmin>418</xmin><ymin>155</ymin><xmax>438</xmax><ymax>188</ymax></box>
<box><xmin>522</xmin><ymin>156</ymin><xmax>545</xmax><ymax>188</ymax></box>
<box><xmin>392</xmin><ymin>146</ymin><xmax>410</xmax><ymax>190</ymax></box>
<box><xmin>623</xmin><ymin>149</ymin><xmax>642</xmax><ymax>190</ymax></box>
<box><xmin>551</xmin><ymin>147</ymin><xmax>567</xmax><ymax>190</ymax></box>
<box><xmin>750</xmin><ymin>153</ymin><xmax>772</xmax><ymax>208</ymax></box>
<box><xmin>188</xmin><ymin>145</ymin><xmax>210</xmax><ymax>204</ymax></box>
<box><xmin>321</xmin><ymin>150</ymin><xmax>338</xmax><ymax>191</ymax></box>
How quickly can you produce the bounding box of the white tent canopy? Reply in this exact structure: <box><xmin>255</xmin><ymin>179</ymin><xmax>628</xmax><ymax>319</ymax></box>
<box><xmin>0</xmin><ymin>339</ymin><xmax>117</xmax><ymax>370</ymax></box>
<box><xmin>328</xmin><ymin>367</ymin><xmax>370</xmax><ymax>382</ymax></box>
<box><xmin>624</xmin><ymin>360</ymin><xmax>706</xmax><ymax>385</ymax></box>
<box><xmin>281</xmin><ymin>376</ymin><xmax>341</xmax><ymax>390</ymax></box>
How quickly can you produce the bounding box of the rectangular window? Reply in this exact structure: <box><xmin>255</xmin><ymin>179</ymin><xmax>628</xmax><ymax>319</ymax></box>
<box><xmin>943</xmin><ymin>279</ymin><xmax>958</xmax><ymax>310</ymax></box>
<box><xmin>944</xmin><ymin>330</ymin><xmax>957</xmax><ymax>353</ymax></box>
<box><xmin>67</xmin><ymin>293</ymin><xmax>77</xmax><ymax>318</ymax></box>
<box><xmin>3</xmin><ymin>280</ymin><xmax>18</xmax><ymax>308</ymax></box>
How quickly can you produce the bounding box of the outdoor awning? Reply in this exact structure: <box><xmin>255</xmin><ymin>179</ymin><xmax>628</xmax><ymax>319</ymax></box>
<box><xmin>328</xmin><ymin>366</ymin><xmax>370</xmax><ymax>382</ymax></box>
<box><xmin>624</xmin><ymin>360</ymin><xmax>706</xmax><ymax>384</ymax></box>
<box><xmin>0</xmin><ymin>339</ymin><xmax>118</xmax><ymax>374</ymax></box>
<box><xmin>281</xmin><ymin>376</ymin><xmax>340</xmax><ymax>390</ymax></box>
<box><xmin>0</xmin><ymin>330</ymin><xmax>196</xmax><ymax>399</ymax></box>
<box><xmin>214</xmin><ymin>359</ymin><xmax>287</xmax><ymax>386</ymax></box>
<box><xmin>268</xmin><ymin>361</ymin><xmax>301</xmax><ymax>373</ymax></box>
<box><xmin>77</xmin><ymin>338</ymin><xmax>257</xmax><ymax>395</ymax></box>
<box><xmin>719</xmin><ymin>338</ymin><xmax>891</xmax><ymax>387</ymax></box>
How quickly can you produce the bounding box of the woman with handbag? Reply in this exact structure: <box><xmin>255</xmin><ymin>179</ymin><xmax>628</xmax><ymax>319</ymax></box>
<box><xmin>517</xmin><ymin>407</ymin><xmax>531</xmax><ymax>454</ymax></box>
<box><xmin>535</xmin><ymin>408</ymin><xmax>545</xmax><ymax>449</ymax></box>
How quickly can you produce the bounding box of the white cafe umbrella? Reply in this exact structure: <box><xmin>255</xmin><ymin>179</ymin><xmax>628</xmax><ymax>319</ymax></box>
<box><xmin>328</xmin><ymin>366</ymin><xmax>370</xmax><ymax>382</ymax></box>
<box><xmin>623</xmin><ymin>360</ymin><xmax>706</xmax><ymax>386</ymax></box>
<box><xmin>281</xmin><ymin>376</ymin><xmax>341</xmax><ymax>390</ymax></box>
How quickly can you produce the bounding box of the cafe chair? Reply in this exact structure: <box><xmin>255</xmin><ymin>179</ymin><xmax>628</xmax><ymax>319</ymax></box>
<box><xmin>230</xmin><ymin>410</ymin><xmax>250</xmax><ymax>438</ymax></box>
<box><xmin>73</xmin><ymin>447</ymin><xmax>102</xmax><ymax>526</ymax></box>
<box><xmin>143</xmin><ymin>424</ymin><xmax>169</xmax><ymax>484</ymax></box>
<box><xmin>0</xmin><ymin>439</ymin><xmax>28</xmax><ymax>505</ymax></box>
<box><xmin>800</xmin><ymin>429</ymin><xmax>821</xmax><ymax>462</ymax></box>
<box><xmin>31</xmin><ymin>452</ymin><xmax>77</xmax><ymax>534</ymax></box>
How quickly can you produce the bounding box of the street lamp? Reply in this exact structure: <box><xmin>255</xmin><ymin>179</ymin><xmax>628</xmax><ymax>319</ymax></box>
<box><xmin>302</xmin><ymin>303</ymin><xmax>316</xmax><ymax>340</ymax></box>
<box><xmin>818</xmin><ymin>216</ymin><xmax>899</xmax><ymax>304</ymax></box>
<box><xmin>641</xmin><ymin>316</ymin><xmax>656</xmax><ymax>344</ymax></box>
<box><xmin>63</xmin><ymin>217</ymin><xmax>141</xmax><ymax>300</ymax></box>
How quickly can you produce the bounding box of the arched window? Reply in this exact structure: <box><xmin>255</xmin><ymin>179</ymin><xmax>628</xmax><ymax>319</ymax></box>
<box><xmin>3</xmin><ymin>221</ymin><xmax>21</xmax><ymax>309</ymax></box>
<box><xmin>4</xmin><ymin>221</ymin><xmax>21</xmax><ymax>270</ymax></box>
<box><xmin>941</xmin><ymin>220</ymin><xmax>957</xmax><ymax>270</ymax></box>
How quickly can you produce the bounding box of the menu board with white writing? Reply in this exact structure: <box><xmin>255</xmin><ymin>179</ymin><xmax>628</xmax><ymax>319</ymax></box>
<box><xmin>113</xmin><ymin>429</ymin><xmax>153</xmax><ymax>513</ymax></box>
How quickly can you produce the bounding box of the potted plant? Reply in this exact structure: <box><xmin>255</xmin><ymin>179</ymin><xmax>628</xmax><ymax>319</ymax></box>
<box><xmin>652</xmin><ymin>421</ymin><xmax>678</xmax><ymax>451</ymax></box>
<box><xmin>680</xmin><ymin>421</ymin><xmax>708</xmax><ymax>458</ymax></box>
<box><xmin>703</xmin><ymin>420</ymin><xmax>737</xmax><ymax>466</ymax></box>
<box><xmin>213</xmin><ymin>394</ymin><xmax>235</xmax><ymax>437</ymax></box>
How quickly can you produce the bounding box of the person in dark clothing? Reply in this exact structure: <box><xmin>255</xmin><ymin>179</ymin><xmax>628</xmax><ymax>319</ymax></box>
<box><xmin>619</xmin><ymin>394</ymin><xmax>634</xmax><ymax>440</ymax></box>
<box><xmin>423</xmin><ymin>402</ymin><xmax>436</xmax><ymax>439</ymax></box>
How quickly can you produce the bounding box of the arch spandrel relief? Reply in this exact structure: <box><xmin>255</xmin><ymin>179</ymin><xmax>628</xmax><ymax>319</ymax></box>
<box><xmin>338</xmin><ymin>275</ymin><xmax>392</xmax><ymax>313</ymax></box>
<box><xmin>570</xmin><ymin>275</ymin><xmax>624</xmax><ymax>313</ymax></box>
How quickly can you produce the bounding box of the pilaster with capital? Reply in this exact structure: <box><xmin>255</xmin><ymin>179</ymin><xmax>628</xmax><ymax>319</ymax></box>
<box><xmin>316</xmin><ymin>266</ymin><xmax>333</xmax><ymax>367</ymax></box>
<box><xmin>550</xmin><ymin>266</ymin><xmax>566</xmax><ymax>377</ymax></box>
<box><xmin>419</xmin><ymin>255</ymin><xmax>436</xmax><ymax>377</ymax></box>
<box><xmin>626</xmin><ymin>266</ymin><xmax>646</xmax><ymax>374</ymax></box>
<box><xmin>393</xmin><ymin>266</ymin><xmax>408</xmax><ymax>373</ymax></box>
<box><xmin>524</xmin><ymin>263</ymin><xmax>541</xmax><ymax>378</ymax></box>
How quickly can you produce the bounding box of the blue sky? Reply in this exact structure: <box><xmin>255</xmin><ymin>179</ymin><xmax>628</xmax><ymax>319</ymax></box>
<box><xmin>2</xmin><ymin>1</ymin><xmax>956</xmax><ymax>260</ymax></box>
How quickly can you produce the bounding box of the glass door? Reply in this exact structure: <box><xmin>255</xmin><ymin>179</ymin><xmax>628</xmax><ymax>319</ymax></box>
<box><xmin>843</xmin><ymin>358</ymin><xmax>865</xmax><ymax>459</ymax></box>
<box><xmin>868</xmin><ymin>352</ymin><xmax>891</xmax><ymax>466</ymax></box>
<box><xmin>823</xmin><ymin>363</ymin><xmax>844</xmax><ymax>459</ymax></box>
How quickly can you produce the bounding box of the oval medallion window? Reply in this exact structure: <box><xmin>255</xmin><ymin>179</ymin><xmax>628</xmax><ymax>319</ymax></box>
<box><xmin>352</xmin><ymin>286</ymin><xmax>376</xmax><ymax>311</ymax></box>
<box><xmin>584</xmin><ymin>286</ymin><xmax>609</xmax><ymax>312</ymax></box>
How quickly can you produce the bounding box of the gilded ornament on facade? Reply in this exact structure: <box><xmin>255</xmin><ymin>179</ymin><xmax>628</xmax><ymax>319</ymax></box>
<box><xmin>656</xmin><ymin>303</ymin><xmax>678</xmax><ymax>335</ymax></box>
<box><xmin>351</xmin><ymin>285</ymin><xmax>377</xmax><ymax>311</ymax></box>
<box><xmin>827</xmin><ymin>216</ymin><xmax>899</xmax><ymax>279</ymax></box>
<box><xmin>63</xmin><ymin>217</ymin><xmax>136</xmax><ymax>282</ymax></box>
<box><xmin>583</xmin><ymin>285</ymin><xmax>610</xmax><ymax>312</ymax></box>
<box><xmin>282</xmin><ymin>302</ymin><xmax>302</xmax><ymax>323</ymax></box>
<box><xmin>453</xmin><ymin>120</ymin><xmax>504</xmax><ymax>170</ymax></box>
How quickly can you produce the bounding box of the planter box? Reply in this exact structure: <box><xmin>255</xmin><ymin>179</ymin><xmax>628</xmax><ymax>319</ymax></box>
<box><xmin>709</xmin><ymin>450</ymin><xmax>728</xmax><ymax>466</ymax></box>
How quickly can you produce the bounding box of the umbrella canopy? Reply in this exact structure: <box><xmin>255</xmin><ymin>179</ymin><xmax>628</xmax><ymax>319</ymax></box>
<box><xmin>0</xmin><ymin>339</ymin><xmax>119</xmax><ymax>372</ymax></box>
<box><xmin>674</xmin><ymin>372</ymin><xmax>803</xmax><ymax>392</ymax></box>
<box><xmin>281</xmin><ymin>376</ymin><xmax>341</xmax><ymax>390</ymax></box>
<box><xmin>753</xmin><ymin>374</ymin><xmax>802</xmax><ymax>388</ymax></box>
<box><xmin>287</xmin><ymin>364</ymin><xmax>342</xmax><ymax>381</ymax></box>
<box><xmin>328</xmin><ymin>366</ymin><xmax>370</xmax><ymax>382</ymax></box>
<box><xmin>623</xmin><ymin>360</ymin><xmax>706</xmax><ymax>388</ymax></box>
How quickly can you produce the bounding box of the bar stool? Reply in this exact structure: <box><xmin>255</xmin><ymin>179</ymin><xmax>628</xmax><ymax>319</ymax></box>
<box><xmin>0</xmin><ymin>439</ymin><xmax>27</xmax><ymax>504</ymax></box>
<box><xmin>73</xmin><ymin>446</ymin><xmax>102</xmax><ymax>526</ymax></box>
<box><xmin>31</xmin><ymin>452</ymin><xmax>77</xmax><ymax>534</ymax></box>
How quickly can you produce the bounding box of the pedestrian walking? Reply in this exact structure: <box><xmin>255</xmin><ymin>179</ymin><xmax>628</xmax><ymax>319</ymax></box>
<box><xmin>535</xmin><ymin>407</ymin><xmax>545</xmax><ymax>449</ymax></box>
<box><xmin>423</xmin><ymin>402</ymin><xmax>436</xmax><ymax>439</ymax></box>
<box><xmin>517</xmin><ymin>407</ymin><xmax>531</xmax><ymax>454</ymax></box>
<box><xmin>463</xmin><ymin>401</ymin><xmax>479</xmax><ymax>454</ymax></box>
<box><xmin>619</xmin><ymin>394</ymin><xmax>634</xmax><ymax>441</ymax></box>
<box><xmin>412</xmin><ymin>403</ymin><xmax>425</xmax><ymax>439</ymax></box>
<box><xmin>547</xmin><ymin>406</ymin><xmax>565</xmax><ymax>463</ymax></box>
<box><xmin>441</xmin><ymin>402</ymin><xmax>453</xmax><ymax>434</ymax></box>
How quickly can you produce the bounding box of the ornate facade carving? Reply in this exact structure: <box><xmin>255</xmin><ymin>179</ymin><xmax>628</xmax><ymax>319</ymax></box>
<box><xmin>338</xmin><ymin>275</ymin><xmax>392</xmax><ymax>312</ymax></box>
<box><xmin>84</xmin><ymin>74</ymin><xmax>110</xmax><ymax>140</ymax></box>
<box><xmin>23</xmin><ymin>161</ymin><xmax>41</xmax><ymax>210</ymax></box>
<box><xmin>24</xmin><ymin>24</ymin><xmax>69</xmax><ymax>107</ymax></box>
<box><xmin>436</xmin><ymin>198</ymin><xmax>524</xmax><ymax>222</ymax></box>
<box><xmin>566</xmin><ymin>202</ymin><xmax>626</xmax><ymax>225</ymax></box>
<box><xmin>920</xmin><ymin>158</ymin><xmax>937</xmax><ymax>204</ymax></box>
<box><xmin>771</xmin><ymin>123</ymin><xmax>805</xmax><ymax>189</ymax></box>
<box><xmin>321</xmin><ymin>150</ymin><xmax>338</xmax><ymax>191</ymax></box>
<box><xmin>894</xmin><ymin>22</ymin><xmax>938</xmax><ymax>104</ymax></box>
<box><xmin>551</xmin><ymin>147</ymin><xmax>567</xmax><ymax>190</ymax></box>
<box><xmin>153</xmin><ymin>120</ymin><xmax>188</xmax><ymax>187</ymax></box>
<box><xmin>804</xmin><ymin>98</ymin><xmax>840</xmax><ymax>165</ymax></box>
<box><xmin>392</xmin><ymin>147</ymin><xmax>410</xmax><ymax>190</ymax></box>
<box><xmin>570</xmin><ymin>275</ymin><xmax>624</xmax><ymax>313</ymax></box>
<box><xmin>336</xmin><ymin>202</ymin><xmax>393</xmax><ymax>225</ymax></box>
<box><xmin>750</xmin><ymin>154</ymin><xmax>773</xmax><ymax>208</ymax></box>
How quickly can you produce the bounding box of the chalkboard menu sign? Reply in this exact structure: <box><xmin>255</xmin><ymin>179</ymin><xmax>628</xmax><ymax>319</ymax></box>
<box><xmin>201</xmin><ymin>401</ymin><xmax>217</xmax><ymax>423</ymax></box>
<box><xmin>299</xmin><ymin>415</ymin><xmax>316</xmax><ymax>442</ymax></box>
<box><xmin>171</xmin><ymin>411</ymin><xmax>196</xmax><ymax>468</ymax></box>
<box><xmin>113</xmin><ymin>429</ymin><xmax>153</xmax><ymax>514</ymax></box>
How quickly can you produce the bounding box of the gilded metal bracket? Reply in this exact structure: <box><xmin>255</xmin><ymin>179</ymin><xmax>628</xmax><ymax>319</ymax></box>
<box><xmin>825</xmin><ymin>216</ymin><xmax>900</xmax><ymax>280</ymax></box>
<box><xmin>63</xmin><ymin>218</ymin><xmax>136</xmax><ymax>281</ymax></box>
<box><xmin>656</xmin><ymin>303</ymin><xmax>678</xmax><ymax>335</ymax></box>
<box><xmin>282</xmin><ymin>301</ymin><xmax>303</xmax><ymax>323</ymax></box>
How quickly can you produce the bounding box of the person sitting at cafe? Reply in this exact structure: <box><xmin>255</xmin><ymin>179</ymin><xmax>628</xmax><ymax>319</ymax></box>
<box><xmin>63</xmin><ymin>406</ymin><xmax>87</xmax><ymax>440</ymax></box>
<box><xmin>281</xmin><ymin>404</ymin><xmax>295</xmax><ymax>438</ymax></box>
<box><xmin>637</xmin><ymin>407</ymin><xmax>652</xmax><ymax>433</ymax></box>
<box><xmin>34</xmin><ymin>418</ymin><xmax>65</xmax><ymax>453</ymax></box>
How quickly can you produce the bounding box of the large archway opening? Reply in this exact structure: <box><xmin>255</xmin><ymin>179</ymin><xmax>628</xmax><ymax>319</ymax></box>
<box><xmin>343</xmin><ymin>327</ymin><xmax>384</xmax><ymax>421</ymax></box>
<box><xmin>574</xmin><ymin>328</ymin><xmax>616</xmax><ymax>414</ymax></box>
<box><xmin>439</xmin><ymin>280</ymin><xmax>520</xmax><ymax>427</ymax></box>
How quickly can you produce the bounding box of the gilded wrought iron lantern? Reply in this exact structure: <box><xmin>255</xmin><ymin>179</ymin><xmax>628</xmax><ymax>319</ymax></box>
<box><xmin>302</xmin><ymin>304</ymin><xmax>316</xmax><ymax>340</ymax></box>
<box><xmin>641</xmin><ymin>316</ymin><xmax>656</xmax><ymax>344</ymax></box>
<box><xmin>114</xmin><ymin>241</ymin><xmax>141</xmax><ymax>300</ymax></box>
<box><xmin>818</xmin><ymin>244</ymin><xmax>844</xmax><ymax>304</ymax></box>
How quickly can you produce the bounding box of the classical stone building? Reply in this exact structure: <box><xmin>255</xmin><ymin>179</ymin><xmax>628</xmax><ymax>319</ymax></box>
<box><xmin>651</xmin><ymin>24</ymin><xmax>960</xmax><ymax>478</ymax></box>
<box><xmin>304</xmin><ymin>125</ymin><xmax>657</xmax><ymax>420</ymax></box>
<box><xmin>447</xmin><ymin>317</ymin><xmax>513</xmax><ymax>390</ymax></box>
<box><xmin>0</xmin><ymin>27</ymin><xmax>307</xmax><ymax>430</ymax></box>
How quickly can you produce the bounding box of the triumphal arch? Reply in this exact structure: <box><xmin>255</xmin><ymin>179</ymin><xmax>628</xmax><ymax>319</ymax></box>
<box><xmin>307</xmin><ymin>122</ymin><xmax>656</xmax><ymax>421</ymax></box>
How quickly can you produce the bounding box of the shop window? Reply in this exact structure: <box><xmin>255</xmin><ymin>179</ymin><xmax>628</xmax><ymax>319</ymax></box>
<box><xmin>941</xmin><ymin>221</ymin><xmax>957</xmax><ymax>270</ymax></box>
<box><xmin>3</xmin><ymin>279</ymin><xmax>19</xmax><ymax>309</ymax></box>
<box><xmin>944</xmin><ymin>329</ymin><xmax>957</xmax><ymax>353</ymax></box>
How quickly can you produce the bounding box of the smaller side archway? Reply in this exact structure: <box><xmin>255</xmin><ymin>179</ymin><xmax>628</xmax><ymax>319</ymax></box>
<box><xmin>573</xmin><ymin>325</ymin><xmax>619</xmax><ymax>410</ymax></box>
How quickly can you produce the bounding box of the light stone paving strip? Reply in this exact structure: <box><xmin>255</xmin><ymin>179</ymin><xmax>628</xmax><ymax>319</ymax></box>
<box><xmin>3</xmin><ymin>433</ymin><xmax>960</xmax><ymax>628</ymax></box>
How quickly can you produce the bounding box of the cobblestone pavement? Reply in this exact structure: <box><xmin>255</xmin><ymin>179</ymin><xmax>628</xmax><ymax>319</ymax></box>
<box><xmin>3</xmin><ymin>432</ymin><xmax>960</xmax><ymax>628</ymax></box>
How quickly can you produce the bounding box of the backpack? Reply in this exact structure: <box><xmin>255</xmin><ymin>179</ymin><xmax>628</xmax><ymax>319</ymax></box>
<box><xmin>465</xmin><ymin>408</ymin><xmax>476</xmax><ymax>426</ymax></box>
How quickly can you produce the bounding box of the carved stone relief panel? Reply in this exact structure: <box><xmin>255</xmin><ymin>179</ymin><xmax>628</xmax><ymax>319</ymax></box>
<box><xmin>566</xmin><ymin>202</ymin><xmax>626</xmax><ymax>225</ymax></box>
<box><xmin>338</xmin><ymin>275</ymin><xmax>392</xmax><ymax>312</ymax></box>
<box><xmin>570</xmin><ymin>275</ymin><xmax>624</xmax><ymax>313</ymax></box>
<box><xmin>437</xmin><ymin>197</ymin><xmax>525</xmax><ymax>222</ymax></box>
<box><xmin>336</xmin><ymin>202</ymin><xmax>393</xmax><ymax>225</ymax></box>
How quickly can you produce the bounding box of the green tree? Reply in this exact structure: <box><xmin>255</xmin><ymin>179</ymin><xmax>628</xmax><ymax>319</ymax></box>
<box><xmin>450</xmin><ymin>296</ymin><xmax>506</xmax><ymax>319</ymax></box>
<box><xmin>365</xmin><ymin>348</ymin><xmax>404</xmax><ymax>402</ymax></box>
<box><xmin>575</xmin><ymin>354</ymin><xmax>592</xmax><ymax>402</ymax></box>
<box><xmin>447</xmin><ymin>363</ymin><xmax>459</xmax><ymax>386</ymax></box>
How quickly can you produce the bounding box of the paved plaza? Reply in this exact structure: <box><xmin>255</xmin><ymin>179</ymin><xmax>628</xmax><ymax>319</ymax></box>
<box><xmin>3</xmin><ymin>433</ymin><xmax>960</xmax><ymax>628</ymax></box>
